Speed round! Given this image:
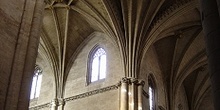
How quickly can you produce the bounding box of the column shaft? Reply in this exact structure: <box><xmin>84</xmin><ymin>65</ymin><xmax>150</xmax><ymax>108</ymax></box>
<box><xmin>129</xmin><ymin>83</ymin><xmax>137</xmax><ymax>110</ymax></box>
<box><xmin>120</xmin><ymin>79</ymin><xmax>128</xmax><ymax>110</ymax></box>
<box><xmin>51</xmin><ymin>99</ymin><xmax>58</xmax><ymax>110</ymax></box>
<box><xmin>137</xmin><ymin>81</ymin><xmax>144</xmax><ymax>110</ymax></box>
<box><xmin>200</xmin><ymin>0</ymin><xmax>220</xmax><ymax>109</ymax></box>
<box><xmin>58</xmin><ymin>99</ymin><xmax>65</xmax><ymax>110</ymax></box>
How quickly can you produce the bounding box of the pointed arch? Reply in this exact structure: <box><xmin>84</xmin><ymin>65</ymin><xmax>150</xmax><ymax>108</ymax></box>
<box><xmin>87</xmin><ymin>45</ymin><xmax>107</xmax><ymax>84</ymax></box>
<box><xmin>30</xmin><ymin>65</ymin><xmax>43</xmax><ymax>99</ymax></box>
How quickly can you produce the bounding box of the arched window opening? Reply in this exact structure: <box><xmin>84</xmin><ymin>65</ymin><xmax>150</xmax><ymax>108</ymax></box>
<box><xmin>30</xmin><ymin>65</ymin><xmax>43</xmax><ymax>99</ymax></box>
<box><xmin>89</xmin><ymin>47</ymin><xmax>106</xmax><ymax>83</ymax></box>
<box><xmin>148</xmin><ymin>75</ymin><xmax>156</xmax><ymax>110</ymax></box>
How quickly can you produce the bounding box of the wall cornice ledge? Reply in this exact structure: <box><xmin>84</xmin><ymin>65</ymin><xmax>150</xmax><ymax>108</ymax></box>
<box><xmin>65</xmin><ymin>84</ymin><xmax>119</xmax><ymax>102</ymax></box>
<box><xmin>29</xmin><ymin>103</ymin><xmax>51</xmax><ymax>110</ymax></box>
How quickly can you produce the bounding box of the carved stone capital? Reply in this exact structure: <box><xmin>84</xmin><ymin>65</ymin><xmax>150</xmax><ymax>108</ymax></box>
<box><xmin>130</xmin><ymin>78</ymin><xmax>139</xmax><ymax>84</ymax></box>
<box><xmin>58</xmin><ymin>98</ymin><xmax>65</xmax><ymax>106</ymax></box>
<box><xmin>121</xmin><ymin>77</ymin><xmax>129</xmax><ymax>83</ymax></box>
<box><xmin>51</xmin><ymin>99</ymin><xmax>59</xmax><ymax>106</ymax></box>
<box><xmin>120</xmin><ymin>77</ymin><xmax>145</xmax><ymax>86</ymax></box>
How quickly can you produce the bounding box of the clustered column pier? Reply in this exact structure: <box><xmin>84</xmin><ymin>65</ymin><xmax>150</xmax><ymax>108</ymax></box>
<box><xmin>200</xmin><ymin>0</ymin><xmax>220</xmax><ymax>109</ymax></box>
<box><xmin>119</xmin><ymin>77</ymin><xmax>145</xmax><ymax>110</ymax></box>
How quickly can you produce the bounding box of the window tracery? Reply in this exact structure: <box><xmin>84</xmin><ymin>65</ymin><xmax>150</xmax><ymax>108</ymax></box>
<box><xmin>89</xmin><ymin>47</ymin><xmax>106</xmax><ymax>83</ymax></box>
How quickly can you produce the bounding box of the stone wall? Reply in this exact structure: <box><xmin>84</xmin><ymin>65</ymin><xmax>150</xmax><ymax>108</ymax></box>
<box><xmin>64</xmin><ymin>33</ymin><xmax>123</xmax><ymax>109</ymax></box>
<box><xmin>65</xmin><ymin>33</ymin><xmax>124</xmax><ymax>96</ymax></box>
<box><xmin>29</xmin><ymin>55</ymin><xmax>55</xmax><ymax>107</ymax></box>
<box><xmin>0</xmin><ymin>0</ymin><xmax>44</xmax><ymax>109</ymax></box>
<box><xmin>30</xmin><ymin>32</ymin><xmax>124</xmax><ymax>109</ymax></box>
<box><xmin>64</xmin><ymin>89</ymin><xmax>119</xmax><ymax>110</ymax></box>
<box><xmin>175</xmin><ymin>85</ymin><xmax>189</xmax><ymax>110</ymax></box>
<box><xmin>140</xmin><ymin>45</ymin><xmax>167</xmax><ymax>110</ymax></box>
<box><xmin>0</xmin><ymin>1</ymin><xmax>22</xmax><ymax>108</ymax></box>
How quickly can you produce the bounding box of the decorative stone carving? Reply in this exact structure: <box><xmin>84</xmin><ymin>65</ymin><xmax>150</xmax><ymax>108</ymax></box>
<box><xmin>65</xmin><ymin>84</ymin><xmax>118</xmax><ymax>102</ymax></box>
<box><xmin>121</xmin><ymin>77</ymin><xmax>130</xmax><ymax>83</ymax></box>
<box><xmin>130</xmin><ymin>77</ymin><xmax>139</xmax><ymax>84</ymax></box>
<box><xmin>29</xmin><ymin>103</ymin><xmax>51</xmax><ymax>110</ymax></box>
<box><xmin>119</xmin><ymin>77</ymin><xmax>145</xmax><ymax>86</ymax></box>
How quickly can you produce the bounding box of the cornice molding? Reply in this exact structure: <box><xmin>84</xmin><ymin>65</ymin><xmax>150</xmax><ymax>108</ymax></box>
<box><xmin>64</xmin><ymin>84</ymin><xmax>119</xmax><ymax>102</ymax></box>
<box><xmin>29</xmin><ymin>103</ymin><xmax>50</xmax><ymax>110</ymax></box>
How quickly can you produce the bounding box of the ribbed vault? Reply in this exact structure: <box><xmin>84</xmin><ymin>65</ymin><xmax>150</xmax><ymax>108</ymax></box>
<box><xmin>36</xmin><ymin>0</ymin><xmax>212</xmax><ymax>109</ymax></box>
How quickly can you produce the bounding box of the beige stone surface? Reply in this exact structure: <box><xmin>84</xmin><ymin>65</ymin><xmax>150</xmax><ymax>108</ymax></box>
<box><xmin>0</xmin><ymin>0</ymin><xmax>214</xmax><ymax>110</ymax></box>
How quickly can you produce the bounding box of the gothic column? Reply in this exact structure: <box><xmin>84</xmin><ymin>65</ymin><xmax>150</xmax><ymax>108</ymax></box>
<box><xmin>200</xmin><ymin>0</ymin><xmax>220</xmax><ymax>109</ymax></box>
<box><xmin>119</xmin><ymin>77</ymin><xmax>145</xmax><ymax>110</ymax></box>
<box><xmin>1</xmin><ymin>0</ymin><xmax>44</xmax><ymax>109</ymax></box>
<box><xmin>51</xmin><ymin>99</ymin><xmax>58</xmax><ymax>110</ymax></box>
<box><xmin>129</xmin><ymin>78</ymin><xmax>138</xmax><ymax>110</ymax></box>
<box><xmin>120</xmin><ymin>77</ymin><xmax>129</xmax><ymax>110</ymax></box>
<box><xmin>58</xmin><ymin>98</ymin><xmax>65</xmax><ymax>110</ymax></box>
<box><xmin>137</xmin><ymin>80</ymin><xmax>145</xmax><ymax>110</ymax></box>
